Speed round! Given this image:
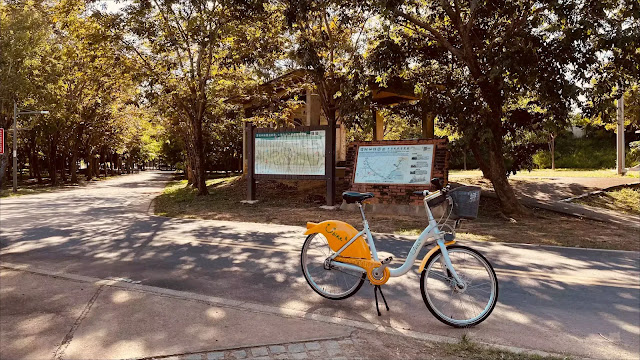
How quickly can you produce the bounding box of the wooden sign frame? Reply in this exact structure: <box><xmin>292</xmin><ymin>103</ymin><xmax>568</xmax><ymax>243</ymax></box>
<box><xmin>245</xmin><ymin>122</ymin><xmax>336</xmax><ymax>206</ymax></box>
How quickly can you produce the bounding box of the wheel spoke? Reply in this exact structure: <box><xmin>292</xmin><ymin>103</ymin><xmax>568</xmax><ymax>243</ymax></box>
<box><xmin>302</xmin><ymin>234</ymin><xmax>364</xmax><ymax>299</ymax></box>
<box><xmin>422</xmin><ymin>247</ymin><xmax>497</xmax><ymax>327</ymax></box>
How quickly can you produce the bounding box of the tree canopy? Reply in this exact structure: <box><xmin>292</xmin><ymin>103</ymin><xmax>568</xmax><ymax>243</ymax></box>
<box><xmin>1</xmin><ymin>0</ymin><xmax>637</xmax><ymax>214</ymax></box>
<box><xmin>362</xmin><ymin>0</ymin><xmax>640</xmax><ymax>214</ymax></box>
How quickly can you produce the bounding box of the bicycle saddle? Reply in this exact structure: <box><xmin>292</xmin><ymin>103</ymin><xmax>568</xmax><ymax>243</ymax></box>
<box><xmin>342</xmin><ymin>191</ymin><xmax>374</xmax><ymax>204</ymax></box>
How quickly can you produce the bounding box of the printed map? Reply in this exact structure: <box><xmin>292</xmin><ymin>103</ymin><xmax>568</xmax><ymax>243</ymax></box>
<box><xmin>254</xmin><ymin>131</ymin><xmax>325</xmax><ymax>176</ymax></box>
<box><xmin>354</xmin><ymin>145</ymin><xmax>434</xmax><ymax>184</ymax></box>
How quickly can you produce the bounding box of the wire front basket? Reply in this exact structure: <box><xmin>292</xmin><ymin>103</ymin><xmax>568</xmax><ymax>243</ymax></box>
<box><xmin>449</xmin><ymin>186</ymin><xmax>482</xmax><ymax>220</ymax></box>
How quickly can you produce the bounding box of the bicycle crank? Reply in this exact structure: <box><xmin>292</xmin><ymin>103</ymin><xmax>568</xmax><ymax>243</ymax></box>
<box><xmin>334</xmin><ymin>255</ymin><xmax>391</xmax><ymax>285</ymax></box>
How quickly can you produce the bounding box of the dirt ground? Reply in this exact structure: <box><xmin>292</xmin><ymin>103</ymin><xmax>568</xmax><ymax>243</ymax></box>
<box><xmin>452</xmin><ymin>175</ymin><xmax>640</xmax><ymax>202</ymax></box>
<box><xmin>154</xmin><ymin>176</ymin><xmax>639</xmax><ymax>252</ymax></box>
<box><xmin>573</xmin><ymin>186</ymin><xmax>640</xmax><ymax>215</ymax></box>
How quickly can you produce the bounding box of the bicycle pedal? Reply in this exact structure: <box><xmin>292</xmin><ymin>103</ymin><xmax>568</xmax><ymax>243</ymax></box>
<box><xmin>381</xmin><ymin>256</ymin><xmax>393</xmax><ymax>264</ymax></box>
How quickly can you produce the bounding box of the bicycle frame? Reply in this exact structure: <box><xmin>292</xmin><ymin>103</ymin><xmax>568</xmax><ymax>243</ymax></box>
<box><xmin>328</xmin><ymin>192</ymin><xmax>465</xmax><ymax>285</ymax></box>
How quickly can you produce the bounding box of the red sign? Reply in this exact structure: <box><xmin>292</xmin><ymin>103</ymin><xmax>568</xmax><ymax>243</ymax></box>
<box><xmin>0</xmin><ymin>128</ymin><xmax>4</xmax><ymax>155</ymax></box>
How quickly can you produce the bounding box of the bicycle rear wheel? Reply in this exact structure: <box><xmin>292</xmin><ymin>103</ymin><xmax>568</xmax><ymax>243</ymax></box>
<box><xmin>421</xmin><ymin>245</ymin><xmax>498</xmax><ymax>327</ymax></box>
<box><xmin>301</xmin><ymin>233</ymin><xmax>365</xmax><ymax>300</ymax></box>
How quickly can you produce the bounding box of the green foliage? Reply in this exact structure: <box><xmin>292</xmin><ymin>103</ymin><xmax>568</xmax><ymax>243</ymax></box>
<box><xmin>0</xmin><ymin>0</ymin><xmax>159</xmax><ymax>186</ymax></box>
<box><xmin>281</xmin><ymin>0</ymin><xmax>374</xmax><ymax>125</ymax></box>
<box><xmin>532</xmin><ymin>133</ymin><xmax>617</xmax><ymax>169</ymax></box>
<box><xmin>583</xmin><ymin>84</ymin><xmax>640</xmax><ymax>132</ymax></box>
<box><xmin>627</xmin><ymin>141</ymin><xmax>640</xmax><ymax>167</ymax></box>
<box><xmin>362</xmin><ymin>0</ymin><xmax>640</xmax><ymax>213</ymax></box>
<box><xmin>532</xmin><ymin>151</ymin><xmax>553</xmax><ymax>169</ymax></box>
<box><xmin>109</xmin><ymin>0</ymin><xmax>282</xmax><ymax>193</ymax></box>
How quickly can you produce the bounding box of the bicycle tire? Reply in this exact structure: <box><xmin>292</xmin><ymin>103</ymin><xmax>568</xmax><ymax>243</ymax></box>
<box><xmin>301</xmin><ymin>233</ymin><xmax>365</xmax><ymax>300</ymax></box>
<box><xmin>420</xmin><ymin>245</ymin><xmax>498</xmax><ymax>327</ymax></box>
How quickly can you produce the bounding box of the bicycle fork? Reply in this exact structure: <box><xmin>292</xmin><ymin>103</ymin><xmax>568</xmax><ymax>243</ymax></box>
<box><xmin>437</xmin><ymin>239</ymin><xmax>466</xmax><ymax>290</ymax></box>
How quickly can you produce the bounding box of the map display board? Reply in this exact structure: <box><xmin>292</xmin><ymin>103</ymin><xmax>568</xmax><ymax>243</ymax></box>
<box><xmin>254</xmin><ymin>130</ymin><xmax>326</xmax><ymax>176</ymax></box>
<box><xmin>354</xmin><ymin>144</ymin><xmax>434</xmax><ymax>184</ymax></box>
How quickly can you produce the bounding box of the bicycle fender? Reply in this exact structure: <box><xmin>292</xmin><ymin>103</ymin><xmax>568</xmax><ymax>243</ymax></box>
<box><xmin>304</xmin><ymin>221</ymin><xmax>371</xmax><ymax>259</ymax></box>
<box><xmin>418</xmin><ymin>241</ymin><xmax>456</xmax><ymax>272</ymax></box>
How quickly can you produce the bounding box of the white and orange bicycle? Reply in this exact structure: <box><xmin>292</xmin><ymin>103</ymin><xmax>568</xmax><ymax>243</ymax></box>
<box><xmin>300</xmin><ymin>178</ymin><xmax>498</xmax><ymax>327</ymax></box>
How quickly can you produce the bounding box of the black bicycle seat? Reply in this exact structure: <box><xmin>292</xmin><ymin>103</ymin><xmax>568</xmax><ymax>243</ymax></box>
<box><xmin>342</xmin><ymin>191</ymin><xmax>375</xmax><ymax>204</ymax></box>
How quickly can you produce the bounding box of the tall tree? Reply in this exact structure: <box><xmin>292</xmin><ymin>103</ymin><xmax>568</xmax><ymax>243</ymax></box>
<box><xmin>0</xmin><ymin>0</ymin><xmax>51</xmax><ymax>187</ymax></box>
<box><xmin>110</xmin><ymin>0</ymin><xmax>276</xmax><ymax>195</ymax></box>
<box><xmin>281</xmin><ymin>1</ymin><xmax>373</xmax><ymax>127</ymax></box>
<box><xmin>374</xmin><ymin>0</ymin><xmax>639</xmax><ymax>215</ymax></box>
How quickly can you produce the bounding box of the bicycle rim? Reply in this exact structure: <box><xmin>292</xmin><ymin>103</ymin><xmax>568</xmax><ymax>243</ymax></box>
<box><xmin>422</xmin><ymin>246</ymin><xmax>498</xmax><ymax>327</ymax></box>
<box><xmin>301</xmin><ymin>233</ymin><xmax>364</xmax><ymax>299</ymax></box>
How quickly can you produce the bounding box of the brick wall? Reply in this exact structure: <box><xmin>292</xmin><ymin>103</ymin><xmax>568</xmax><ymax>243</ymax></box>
<box><xmin>344</xmin><ymin>139</ymin><xmax>449</xmax><ymax>206</ymax></box>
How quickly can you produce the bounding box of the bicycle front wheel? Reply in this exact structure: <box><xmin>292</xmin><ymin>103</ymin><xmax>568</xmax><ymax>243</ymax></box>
<box><xmin>421</xmin><ymin>245</ymin><xmax>498</xmax><ymax>327</ymax></box>
<box><xmin>301</xmin><ymin>233</ymin><xmax>365</xmax><ymax>300</ymax></box>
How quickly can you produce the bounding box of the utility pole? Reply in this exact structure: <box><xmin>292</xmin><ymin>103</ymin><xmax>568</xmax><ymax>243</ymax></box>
<box><xmin>13</xmin><ymin>101</ymin><xmax>17</xmax><ymax>192</ymax></box>
<box><xmin>616</xmin><ymin>94</ymin><xmax>625</xmax><ymax>175</ymax></box>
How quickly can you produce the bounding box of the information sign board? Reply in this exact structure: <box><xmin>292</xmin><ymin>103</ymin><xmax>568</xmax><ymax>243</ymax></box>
<box><xmin>354</xmin><ymin>144</ymin><xmax>434</xmax><ymax>184</ymax></box>
<box><xmin>254</xmin><ymin>130</ymin><xmax>326</xmax><ymax>176</ymax></box>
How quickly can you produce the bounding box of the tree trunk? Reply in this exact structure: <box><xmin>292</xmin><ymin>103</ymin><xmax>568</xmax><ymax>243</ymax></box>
<box><xmin>34</xmin><ymin>155</ymin><xmax>42</xmax><ymax>184</ymax></box>
<box><xmin>188</xmin><ymin>115</ymin><xmax>208</xmax><ymax>195</ymax></box>
<box><xmin>550</xmin><ymin>134</ymin><xmax>556</xmax><ymax>170</ymax></box>
<box><xmin>470</xmin><ymin>129</ymin><xmax>526</xmax><ymax>216</ymax></box>
<box><xmin>60</xmin><ymin>154</ymin><xmax>67</xmax><ymax>183</ymax></box>
<box><xmin>86</xmin><ymin>155</ymin><xmax>93</xmax><ymax>181</ymax></box>
<box><xmin>49</xmin><ymin>139</ymin><xmax>57</xmax><ymax>186</ymax></box>
<box><xmin>186</xmin><ymin>163</ymin><xmax>194</xmax><ymax>185</ymax></box>
<box><xmin>70</xmin><ymin>150</ymin><xmax>79</xmax><ymax>183</ymax></box>
<box><xmin>29</xmin><ymin>150</ymin><xmax>35</xmax><ymax>179</ymax></box>
<box><xmin>99</xmin><ymin>150</ymin><xmax>104</xmax><ymax>178</ymax></box>
<box><xmin>0</xmin><ymin>115</ymin><xmax>8</xmax><ymax>188</ymax></box>
<box><xmin>94</xmin><ymin>157</ymin><xmax>100</xmax><ymax>178</ymax></box>
<box><xmin>0</xmin><ymin>153</ymin><xmax>8</xmax><ymax>189</ymax></box>
<box><xmin>463</xmin><ymin>150</ymin><xmax>467</xmax><ymax>171</ymax></box>
<box><xmin>70</xmin><ymin>126</ymin><xmax>84</xmax><ymax>183</ymax></box>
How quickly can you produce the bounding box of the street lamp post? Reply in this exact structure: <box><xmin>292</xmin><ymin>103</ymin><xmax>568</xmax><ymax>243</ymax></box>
<box><xmin>12</xmin><ymin>101</ymin><xmax>49</xmax><ymax>192</ymax></box>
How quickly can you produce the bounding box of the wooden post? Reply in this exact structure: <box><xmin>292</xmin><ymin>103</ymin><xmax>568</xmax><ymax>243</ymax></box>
<box><xmin>306</xmin><ymin>89</ymin><xmax>321</xmax><ymax>126</ymax></box>
<box><xmin>245</xmin><ymin>121</ymin><xmax>256</xmax><ymax>201</ymax></box>
<box><xmin>374</xmin><ymin>110</ymin><xmax>384</xmax><ymax>140</ymax></box>
<box><xmin>325</xmin><ymin>122</ymin><xmax>336</xmax><ymax>206</ymax></box>
<box><xmin>422</xmin><ymin>112</ymin><xmax>435</xmax><ymax>139</ymax></box>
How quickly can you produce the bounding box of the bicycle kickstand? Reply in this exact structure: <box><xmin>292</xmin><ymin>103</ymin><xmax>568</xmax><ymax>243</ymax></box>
<box><xmin>374</xmin><ymin>285</ymin><xmax>390</xmax><ymax>316</ymax></box>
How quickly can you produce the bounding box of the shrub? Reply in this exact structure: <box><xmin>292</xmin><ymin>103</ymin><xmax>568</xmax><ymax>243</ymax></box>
<box><xmin>533</xmin><ymin>133</ymin><xmax>618</xmax><ymax>169</ymax></box>
<box><xmin>532</xmin><ymin>151</ymin><xmax>551</xmax><ymax>169</ymax></box>
<box><xmin>628</xmin><ymin>141</ymin><xmax>640</xmax><ymax>167</ymax></box>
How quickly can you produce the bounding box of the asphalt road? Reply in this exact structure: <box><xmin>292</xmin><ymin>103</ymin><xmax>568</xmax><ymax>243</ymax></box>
<box><xmin>1</xmin><ymin>171</ymin><xmax>639</xmax><ymax>359</ymax></box>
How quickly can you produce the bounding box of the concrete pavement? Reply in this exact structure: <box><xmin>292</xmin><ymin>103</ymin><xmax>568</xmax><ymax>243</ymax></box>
<box><xmin>0</xmin><ymin>267</ymin><xmax>354</xmax><ymax>360</ymax></box>
<box><xmin>1</xmin><ymin>171</ymin><xmax>639</xmax><ymax>359</ymax></box>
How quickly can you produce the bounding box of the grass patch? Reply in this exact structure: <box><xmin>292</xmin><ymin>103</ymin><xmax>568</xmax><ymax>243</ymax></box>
<box><xmin>451</xmin><ymin>169</ymin><xmax>639</xmax><ymax>178</ymax></box>
<box><xmin>574</xmin><ymin>187</ymin><xmax>640</xmax><ymax>215</ymax></box>
<box><xmin>445</xmin><ymin>336</ymin><xmax>570</xmax><ymax>360</ymax></box>
<box><xmin>155</xmin><ymin>175</ymin><xmax>640</xmax><ymax>251</ymax></box>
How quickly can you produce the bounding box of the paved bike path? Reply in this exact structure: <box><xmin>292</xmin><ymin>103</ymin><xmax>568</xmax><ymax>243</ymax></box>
<box><xmin>1</xmin><ymin>171</ymin><xmax>638</xmax><ymax>359</ymax></box>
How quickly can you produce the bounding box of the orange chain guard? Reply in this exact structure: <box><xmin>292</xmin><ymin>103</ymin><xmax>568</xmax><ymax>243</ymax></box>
<box><xmin>334</xmin><ymin>256</ymin><xmax>391</xmax><ymax>285</ymax></box>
